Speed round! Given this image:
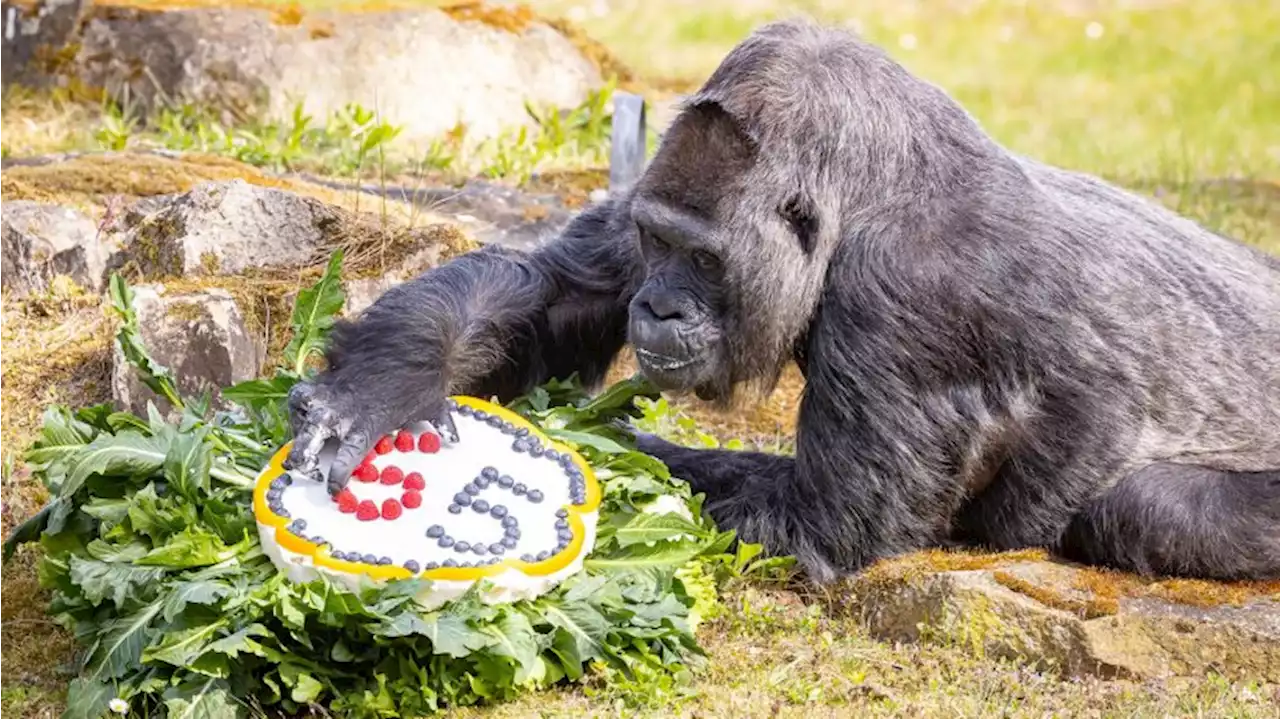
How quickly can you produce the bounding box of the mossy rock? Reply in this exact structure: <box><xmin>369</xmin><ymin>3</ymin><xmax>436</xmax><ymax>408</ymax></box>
<box><xmin>837</xmin><ymin>549</ymin><xmax>1280</xmax><ymax>682</ymax></box>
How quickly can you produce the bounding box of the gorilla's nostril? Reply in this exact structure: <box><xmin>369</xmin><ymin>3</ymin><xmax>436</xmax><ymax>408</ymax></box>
<box><xmin>645</xmin><ymin>295</ymin><xmax>685</xmax><ymax>322</ymax></box>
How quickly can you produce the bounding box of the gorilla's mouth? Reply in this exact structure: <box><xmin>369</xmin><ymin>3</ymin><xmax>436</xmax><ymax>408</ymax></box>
<box><xmin>634</xmin><ymin>348</ymin><xmax>698</xmax><ymax>372</ymax></box>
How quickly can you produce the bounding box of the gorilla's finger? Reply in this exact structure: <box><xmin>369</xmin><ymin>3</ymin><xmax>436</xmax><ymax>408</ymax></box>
<box><xmin>433</xmin><ymin>403</ymin><xmax>459</xmax><ymax>444</ymax></box>
<box><xmin>284</xmin><ymin>423</ymin><xmax>320</xmax><ymax>474</ymax></box>
<box><xmin>327</xmin><ymin>427</ymin><xmax>371</xmax><ymax>496</ymax></box>
<box><xmin>286</xmin><ymin>382</ymin><xmax>319</xmax><ymax>433</ymax></box>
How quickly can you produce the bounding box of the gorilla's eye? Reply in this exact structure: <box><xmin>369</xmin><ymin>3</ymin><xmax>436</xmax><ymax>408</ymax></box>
<box><xmin>649</xmin><ymin>234</ymin><xmax>672</xmax><ymax>254</ymax></box>
<box><xmin>692</xmin><ymin>250</ymin><xmax>721</xmax><ymax>274</ymax></box>
<box><xmin>780</xmin><ymin>195</ymin><xmax>817</xmax><ymax>254</ymax></box>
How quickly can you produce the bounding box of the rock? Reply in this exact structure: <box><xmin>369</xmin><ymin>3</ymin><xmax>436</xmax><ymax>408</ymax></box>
<box><xmin>343</xmin><ymin>275</ymin><xmax>401</xmax><ymax>318</ymax></box>
<box><xmin>1</xmin><ymin>200</ymin><xmax>112</xmax><ymax>295</ymax></box>
<box><xmin>841</xmin><ymin>550</ymin><xmax>1280</xmax><ymax>682</ymax></box>
<box><xmin>309</xmin><ymin>177</ymin><xmax>575</xmax><ymax>252</ymax></box>
<box><xmin>0</xmin><ymin>0</ymin><xmax>86</xmax><ymax>89</ymax></box>
<box><xmin>110</xmin><ymin>285</ymin><xmax>262</xmax><ymax>416</ymax></box>
<box><xmin>104</xmin><ymin>177</ymin><xmax>477</xmax><ymax>281</ymax></box>
<box><xmin>8</xmin><ymin>1</ymin><xmax>605</xmax><ymax>146</ymax></box>
<box><xmin>109</xmin><ymin>179</ymin><xmax>350</xmax><ymax>278</ymax></box>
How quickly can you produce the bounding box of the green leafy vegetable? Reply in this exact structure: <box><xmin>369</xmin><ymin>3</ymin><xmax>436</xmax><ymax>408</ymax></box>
<box><xmin>4</xmin><ymin>259</ymin><xmax>768</xmax><ymax>718</ymax></box>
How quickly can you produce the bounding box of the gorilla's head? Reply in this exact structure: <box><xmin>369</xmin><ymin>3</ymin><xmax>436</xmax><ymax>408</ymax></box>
<box><xmin>623</xmin><ymin>20</ymin><xmax>987</xmax><ymax>404</ymax></box>
<box><xmin>623</xmin><ymin>24</ymin><xmax>856</xmax><ymax>404</ymax></box>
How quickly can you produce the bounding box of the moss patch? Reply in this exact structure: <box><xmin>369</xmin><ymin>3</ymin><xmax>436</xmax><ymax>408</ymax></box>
<box><xmin>993</xmin><ymin>570</ymin><xmax>1118</xmax><ymax>620</ymax></box>
<box><xmin>521</xmin><ymin>167</ymin><xmax>607</xmax><ymax>209</ymax></box>
<box><xmin>0</xmin><ymin>152</ymin><xmax>441</xmax><ymax>224</ymax></box>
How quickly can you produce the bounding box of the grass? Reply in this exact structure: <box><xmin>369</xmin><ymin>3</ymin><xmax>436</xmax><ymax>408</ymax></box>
<box><xmin>2</xmin><ymin>0</ymin><xmax>1279</xmax><ymax>717</ymax></box>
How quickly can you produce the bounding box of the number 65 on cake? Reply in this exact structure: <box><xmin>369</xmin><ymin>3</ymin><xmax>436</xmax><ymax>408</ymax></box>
<box><xmin>253</xmin><ymin>396</ymin><xmax>602</xmax><ymax>608</ymax></box>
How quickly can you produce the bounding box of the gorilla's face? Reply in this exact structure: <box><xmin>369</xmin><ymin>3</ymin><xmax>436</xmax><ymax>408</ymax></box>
<box><xmin>626</xmin><ymin>197</ymin><xmax>727</xmax><ymax>400</ymax></box>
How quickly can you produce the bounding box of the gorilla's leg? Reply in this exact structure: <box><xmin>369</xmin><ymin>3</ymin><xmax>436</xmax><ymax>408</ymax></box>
<box><xmin>1057</xmin><ymin>463</ymin><xmax>1280</xmax><ymax>580</ymax></box>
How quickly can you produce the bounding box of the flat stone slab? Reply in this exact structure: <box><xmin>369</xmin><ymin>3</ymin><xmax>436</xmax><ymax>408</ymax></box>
<box><xmin>4</xmin><ymin>1</ymin><xmax>605</xmax><ymax>146</ymax></box>
<box><xmin>839</xmin><ymin>550</ymin><xmax>1280</xmax><ymax>680</ymax></box>
<box><xmin>839</xmin><ymin>550</ymin><xmax>1280</xmax><ymax>682</ymax></box>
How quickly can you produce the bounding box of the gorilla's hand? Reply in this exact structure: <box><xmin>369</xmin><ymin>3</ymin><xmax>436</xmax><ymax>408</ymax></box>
<box><xmin>283</xmin><ymin>375</ymin><xmax>458</xmax><ymax>496</ymax></box>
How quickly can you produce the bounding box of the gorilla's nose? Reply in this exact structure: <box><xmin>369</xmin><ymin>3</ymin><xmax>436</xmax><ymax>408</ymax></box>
<box><xmin>640</xmin><ymin>293</ymin><xmax>686</xmax><ymax>323</ymax></box>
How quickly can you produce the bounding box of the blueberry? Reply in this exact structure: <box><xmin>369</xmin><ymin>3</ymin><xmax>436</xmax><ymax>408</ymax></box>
<box><xmin>464</xmin><ymin>483</ymin><xmax>480</xmax><ymax>496</ymax></box>
<box><xmin>291</xmin><ymin>519</ymin><xmax>308</xmax><ymax>531</ymax></box>
<box><xmin>448</xmin><ymin>504</ymin><xmax>463</xmax><ymax>514</ymax></box>
<box><xmin>330</xmin><ymin>551</ymin><xmax>346</xmax><ymax>561</ymax></box>
<box><xmin>520</xmin><ymin>553</ymin><xmax>536</xmax><ymax>562</ymax></box>
<box><xmin>499</xmin><ymin>423</ymin><xmax>515</xmax><ymax>435</ymax></box>
<box><xmin>427</xmin><ymin>525</ymin><xmax>445</xmax><ymax>538</ymax></box>
<box><xmin>512</xmin><ymin>441</ymin><xmax>526</xmax><ymax>453</ymax></box>
<box><xmin>498</xmin><ymin>475</ymin><xmax>515</xmax><ymax>488</ymax></box>
<box><xmin>378</xmin><ymin>556</ymin><xmax>393</xmax><ymax>566</ymax></box>
<box><xmin>270</xmin><ymin>478</ymin><xmax>287</xmax><ymax>490</ymax></box>
<box><xmin>513</xmin><ymin>483</ymin><xmax>527</xmax><ymax>496</ymax></box>
<box><xmin>487</xmin><ymin>416</ymin><xmax>502</xmax><ymax>427</ymax></box>
<box><xmin>558</xmin><ymin>529</ymin><xmax>574</xmax><ymax>542</ymax></box>
<box><xmin>488</xmin><ymin>557</ymin><xmax>501</xmax><ymax>565</ymax></box>
<box><xmin>455</xmin><ymin>541</ymin><xmax>471</xmax><ymax>553</ymax></box>
<box><xmin>266</xmin><ymin>489</ymin><xmax>282</xmax><ymax>501</ymax></box>
<box><xmin>536</xmin><ymin>550</ymin><xmax>550</xmax><ymax>561</ymax></box>
<box><xmin>481</xmin><ymin>467</ymin><xmax>499</xmax><ymax>481</ymax></box>
<box><xmin>555</xmin><ymin>508</ymin><xmax>568</xmax><ymax>518</ymax></box>
<box><xmin>501</xmin><ymin>536</ymin><xmax>518</xmax><ymax>549</ymax></box>
<box><xmin>472</xmin><ymin>543</ymin><xmax>487</xmax><ymax>556</ymax></box>
<box><xmin>529</xmin><ymin>445</ymin><xmax>544</xmax><ymax>458</ymax></box>
<box><xmin>424</xmin><ymin>561</ymin><xmax>440</xmax><ymax>570</ymax></box>
<box><xmin>311</xmin><ymin>536</ymin><xmax>327</xmax><ymax>547</ymax></box>
<box><xmin>446</xmin><ymin>398</ymin><xmax>459</xmax><ymax>408</ymax></box>
<box><xmin>362</xmin><ymin>553</ymin><xmax>378</xmax><ymax>565</ymax></box>
<box><xmin>438</xmin><ymin>536</ymin><xmax>455</xmax><ymax>548</ymax></box>
<box><xmin>276</xmin><ymin>508</ymin><xmax>291</xmax><ymax>519</ymax></box>
<box><xmin>505</xmin><ymin>527</ymin><xmax>521</xmax><ymax>540</ymax></box>
<box><xmin>502</xmin><ymin>516</ymin><xmax>519</xmax><ymax>528</ymax></box>
<box><xmin>555</xmin><ymin>518</ymin><xmax>569</xmax><ymax>530</ymax></box>
<box><xmin>545</xmin><ymin>450</ymin><xmax>560</xmax><ymax>462</ymax></box>
<box><xmin>490</xmin><ymin>504</ymin><xmax>508</xmax><ymax>519</ymax></box>
<box><xmin>472</xmin><ymin>499</ymin><xmax>490</xmax><ymax>513</ymax></box>
<box><xmin>489</xmin><ymin>543</ymin><xmax>505</xmax><ymax>555</ymax></box>
<box><xmin>474</xmin><ymin>475</ymin><xmax>491</xmax><ymax>488</ymax></box>
<box><xmin>474</xmin><ymin>411</ymin><xmax>488</xmax><ymax>421</ymax></box>
<box><xmin>527</xmin><ymin>489</ymin><xmax>544</xmax><ymax>503</ymax></box>
<box><xmin>453</xmin><ymin>492</ymin><xmax>472</xmax><ymax>506</ymax></box>
<box><xmin>404</xmin><ymin>560</ymin><xmax>421</xmax><ymax>573</ymax></box>
<box><xmin>559</xmin><ymin>454</ymin><xmax>576</xmax><ymax>467</ymax></box>
<box><xmin>443</xmin><ymin>559</ymin><xmax>458</xmax><ymax>567</ymax></box>
<box><xmin>457</xmin><ymin>405</ymin><xmax>473</xmax><ymax>416</ymax></box>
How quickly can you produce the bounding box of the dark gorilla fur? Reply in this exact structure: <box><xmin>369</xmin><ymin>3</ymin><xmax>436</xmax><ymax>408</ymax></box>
<box><xmin>286</xmin><ymin>20</ymin><xmax>1280</xmax><ymax>583</ymax></box>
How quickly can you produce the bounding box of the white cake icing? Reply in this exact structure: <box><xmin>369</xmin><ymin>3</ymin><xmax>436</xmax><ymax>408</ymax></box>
<box><xmin>254</xmin><ymin>397</ymin><xmax>601</xmax><ymax>609</ymax></box>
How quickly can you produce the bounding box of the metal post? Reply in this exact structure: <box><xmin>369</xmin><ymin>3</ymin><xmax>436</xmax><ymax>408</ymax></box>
<box><xmin>609</xmin><ymin>92</ymin><xmax>647</xmax><ymax>193</ymax></box>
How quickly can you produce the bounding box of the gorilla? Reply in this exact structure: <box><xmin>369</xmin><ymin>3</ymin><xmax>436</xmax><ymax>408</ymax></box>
<box><xmin>285</xmin><ymin>20</ymin><xmax>1280</xmax><ymax>583</ymax></box>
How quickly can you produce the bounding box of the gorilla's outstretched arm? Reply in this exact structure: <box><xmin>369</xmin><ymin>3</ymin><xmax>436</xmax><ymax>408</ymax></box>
<box><xmin>285</xmin><ymin>199</ymin><xmax>644</xmax><ymax>492</ymax></box>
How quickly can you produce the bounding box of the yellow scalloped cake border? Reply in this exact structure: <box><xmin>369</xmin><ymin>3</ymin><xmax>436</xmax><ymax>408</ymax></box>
<box><xmin>253</xmin><ymin>395</ymin><xmax>603</xmax><ymax>583</ymax></box>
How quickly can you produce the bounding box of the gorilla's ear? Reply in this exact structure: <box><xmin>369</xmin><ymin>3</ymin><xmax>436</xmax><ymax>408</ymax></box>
<box><xmin>780</xmin><ymin>193</ymin><xmax>818</xmax><ymax>255</ymax></box>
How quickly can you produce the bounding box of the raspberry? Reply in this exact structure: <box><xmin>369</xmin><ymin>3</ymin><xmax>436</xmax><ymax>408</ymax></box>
<box><xmin>394</xmin><ymin>430</ymin><xmax>415</xmax><ymax>452</ymax></box>
<box><xmin>336</xmin><ymin>489</ymin><xmax>358</xmax><ymax>513</ymax></box>
<box><xmin>418</xmin><ymin>432</ymin><xmax>441</xmax><ymax>453</ymax></box>
<box><xmin>374</xmin><ymin>436</ymin><xmax>394</xmax><ymax>454</ymax></box>
<box><xmin>402</xmin><ymin>490</ymin><xmax>422</xmax><ymax>509</ymax></box>
<box><xmin>381</xmin><ymin>498</ymin><xmax>403</xmax><ymax>520</ymax></box>
<box><xmin>380</xmin><ymin>465</ymin><xmax>404</xmax><ymax>486</ymax></box>
<box><xmin>364</xmin><ymin>451</ymin><xmax>377</xmax><ymax>466</ymax></box>
<box><xmin>354</xmin><ymin>463</ymin><xmax>378</xmax><ymax>483</ymax></box>
<box><xmin>356</xmin><ymin>500</ymin><xmax>379</xmax><ymax>521</ymax></box>
<box><xmin>404</xmin><ymin>472</ymin><xmax>426</xmax><ymax>491</ymax></box>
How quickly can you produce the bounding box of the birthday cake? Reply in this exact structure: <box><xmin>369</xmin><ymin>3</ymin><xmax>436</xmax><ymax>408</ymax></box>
<box><xmin>253</xmin><ymin>396</ymin><xmax>601</xmax><ymax>608</ymax></box>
